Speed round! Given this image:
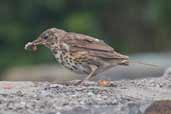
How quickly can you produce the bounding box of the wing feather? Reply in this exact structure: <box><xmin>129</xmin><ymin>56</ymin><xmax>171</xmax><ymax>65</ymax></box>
<box><xmin>62</xmin><ymin>32</ymin><xmax>128</xmax><ymax>59</ymax></box>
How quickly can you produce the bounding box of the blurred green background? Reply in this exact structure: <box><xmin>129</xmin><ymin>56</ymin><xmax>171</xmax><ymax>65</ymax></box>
<box><xmin>0</xmin><ymin>0</ymin><xmax>171</xmax><ymax>80</ymax></box>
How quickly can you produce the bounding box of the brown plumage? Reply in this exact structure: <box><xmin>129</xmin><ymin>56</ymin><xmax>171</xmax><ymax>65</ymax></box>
<box><xmin>25</xmin><ymin>28</ymin><xmax>129</xmax><ymax>83</ymax></box>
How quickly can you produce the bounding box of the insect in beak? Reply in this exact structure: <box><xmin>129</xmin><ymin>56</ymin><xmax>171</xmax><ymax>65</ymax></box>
<box><xmin>24</xmin><ymin>37</ymin><xmax>46</xmax><ymax>51</ymax></box>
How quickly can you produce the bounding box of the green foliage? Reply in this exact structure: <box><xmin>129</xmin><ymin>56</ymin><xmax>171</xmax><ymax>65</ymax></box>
<box><xmin>148</xmin><ymin>0</ymin><xmax>171</xmax><ymax>29</ymax></box>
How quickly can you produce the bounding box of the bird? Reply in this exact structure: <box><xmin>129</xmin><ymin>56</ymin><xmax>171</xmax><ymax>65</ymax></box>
<box><xmin>24</xmin><ymin>28</ymin><xmax>155</xmax><ymax>84</ymax></box>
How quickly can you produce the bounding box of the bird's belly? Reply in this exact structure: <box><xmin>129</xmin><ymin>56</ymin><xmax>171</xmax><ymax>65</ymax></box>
<box><xmin>63</xmin><ymin>58</ymin><xmax>90</xmax><ymax>74</ymax></box>
<box><xmin>62</xmin><ymin>60</ymin><xmax>90</xmax><ymax>74</ymax></box>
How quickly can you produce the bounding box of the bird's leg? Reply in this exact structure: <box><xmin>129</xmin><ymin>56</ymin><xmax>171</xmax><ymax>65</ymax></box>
<box><xmin>77</xmin><ymin>65</ymin><xmax>98</xmax><ymax>85</ymax></box>
<box><xmin>85</xmin><ymin>65</ymin><xmax>98</xmax><ymax>80</ymax></box>
<box><xmin>73</xmin><ymin>65</ymin><xmax>98</xmax><ymax>86</ymax></box>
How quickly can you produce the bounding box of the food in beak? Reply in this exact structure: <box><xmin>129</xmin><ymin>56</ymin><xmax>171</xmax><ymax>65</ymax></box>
<box><xmin>24</xmin><ymin>42</ymin><xmax>37</xmax><ymax>51</ymax></box>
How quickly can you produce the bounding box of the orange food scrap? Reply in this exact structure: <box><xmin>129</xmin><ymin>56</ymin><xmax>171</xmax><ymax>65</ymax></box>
<box><xmin>98</xmin><ymin>80</ymin><xmax>112</xmax><ymax>87</ymax></box>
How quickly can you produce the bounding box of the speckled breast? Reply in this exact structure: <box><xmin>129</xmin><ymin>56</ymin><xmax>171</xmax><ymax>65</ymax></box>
<box><xmin>52</xmin><ymin>49</ymin><xmax>91</xmax><ymax>75</ymax></box>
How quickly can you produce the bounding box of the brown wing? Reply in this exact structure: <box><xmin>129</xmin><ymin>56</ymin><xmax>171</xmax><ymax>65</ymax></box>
<box><xmin>62</xmin><ymin>32</ymin><xmax>128</xmax><ymax>59</ymax></box>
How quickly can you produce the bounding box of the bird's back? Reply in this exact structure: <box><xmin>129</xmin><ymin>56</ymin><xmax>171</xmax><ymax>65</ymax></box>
<box><xmin>62</xmin><ymin>32</ymin><xmax>128</xmax><ymax>60</ymax></box>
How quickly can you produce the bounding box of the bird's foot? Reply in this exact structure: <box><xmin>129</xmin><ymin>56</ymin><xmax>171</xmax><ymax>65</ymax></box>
<box><xmin>59</xmin><ymin>80</ymin><xmax>117</xmax><ymax>87</ymax></box>
<box><xmin>63</xmin><ymin>80</ymin><xmax>97</xmax><ymax>86</ymax></box>
<box><xmin>62</xmin><ymin>80</ymin><xmax>82</xmax><ymax>86</ymax></box>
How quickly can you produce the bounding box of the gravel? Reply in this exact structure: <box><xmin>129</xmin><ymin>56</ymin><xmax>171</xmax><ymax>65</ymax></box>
<box><xmin>0</xmin><ymin>68</ymin><xmax>171</xmax><ymax>114</ymax></box>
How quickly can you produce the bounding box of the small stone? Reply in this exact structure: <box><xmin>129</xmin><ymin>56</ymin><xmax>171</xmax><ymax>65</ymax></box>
<box><xmin>144</xmin><ymin>100</ymin><xmax>171</xmax><ymax>114</ymax></box>
<box><xmin>16</xmin><ymin>91</ymin><xmax>24</xmax><ymax>96</ymax></box>
<box><xmin>20</xmin><ymin>101</ymin><xmax>26</xmax><ymax>106</ymax></box>
<box><xmin>50</xmin><ymin>84</ymin><xmax>62</xmax><ymax>88</ymax></box>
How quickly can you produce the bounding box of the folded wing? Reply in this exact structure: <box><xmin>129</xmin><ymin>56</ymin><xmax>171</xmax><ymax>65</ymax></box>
<box><xmin>63</xmin><ymin>32</ymin><xmax>128</xmax><ymax>60</ymax></box>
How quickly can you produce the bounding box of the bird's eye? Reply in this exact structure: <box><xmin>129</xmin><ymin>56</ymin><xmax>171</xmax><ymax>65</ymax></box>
<box><xmin>43</xmin><ymin>34</ymin><xmax>49</xmax><ymax>39</ymax></box>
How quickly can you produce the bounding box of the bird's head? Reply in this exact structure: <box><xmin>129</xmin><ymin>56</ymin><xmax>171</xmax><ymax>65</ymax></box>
<box><xmin>25</xmin><ymin>28</ymin><xmax>67</xmax><ymax>51</ymax></box>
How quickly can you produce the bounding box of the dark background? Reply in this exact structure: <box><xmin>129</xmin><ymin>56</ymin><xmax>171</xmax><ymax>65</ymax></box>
<box><xmin>0</xmin><ymin>0</ymin><xmax>171</xmax><ymax>80</ymax></box>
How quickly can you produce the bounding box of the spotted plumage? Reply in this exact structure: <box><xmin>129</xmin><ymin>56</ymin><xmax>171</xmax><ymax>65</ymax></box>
<box><xmin>25</xmin><ymin>28</ymin><xmax>129</xmax><ymax>83</ymax></box>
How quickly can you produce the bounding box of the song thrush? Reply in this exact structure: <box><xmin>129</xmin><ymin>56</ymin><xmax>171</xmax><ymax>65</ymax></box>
<box><xmin>25</xmin><ymin>28</ymin><xmax>129</xmax><ymax>83</ymax></box>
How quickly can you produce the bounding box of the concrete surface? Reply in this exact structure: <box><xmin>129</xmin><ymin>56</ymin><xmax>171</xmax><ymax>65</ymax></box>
<box><xmin>0</xmin><ymin>68</ymin><xmax>171</xmax><ymax>114</ymax></box>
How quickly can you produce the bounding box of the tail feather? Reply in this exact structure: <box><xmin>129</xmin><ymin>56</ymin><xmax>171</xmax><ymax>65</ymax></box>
<box><xmin>96</xmin><ymin>59</ymin><xmax>158</xmax><ymax>75</ymax></box>
<box><xmin>129</xmin><ymin>60</ymin><xmax>159</xmax><ymax>68</ymax></box>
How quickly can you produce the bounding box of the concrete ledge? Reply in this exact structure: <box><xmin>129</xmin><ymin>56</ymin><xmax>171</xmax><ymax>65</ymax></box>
<box><xmin>0</xmin><ymin>68</ymin><xmax>171</xmax><ymax>114</ymax></box>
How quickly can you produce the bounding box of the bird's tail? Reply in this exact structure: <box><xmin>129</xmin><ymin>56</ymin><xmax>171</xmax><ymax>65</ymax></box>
<box><xmin>97</xmin><ymin>59</ymin><xmax>158</xmax><ymax>75</ymax></box>
<box><xmin>129</xmin><ymin>60</ymin><xmax>159</xmax><ymax>68</ymax></box>
<box><xmin>116</xmin><ymin>59</ymin><xmax>158</xmax><ymax>68</ymax></box>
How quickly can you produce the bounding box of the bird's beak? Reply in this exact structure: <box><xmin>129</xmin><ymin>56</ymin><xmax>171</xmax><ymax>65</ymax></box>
<box><xmin>24</xmin><ymin>37</ymin><xmax>46</xmax><ymax>51</ymax></box>
<box><xmin>31</xmin><ymin>37</ymin><xmax>46</xmax><ymax>46</ymax></box>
